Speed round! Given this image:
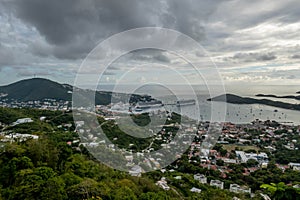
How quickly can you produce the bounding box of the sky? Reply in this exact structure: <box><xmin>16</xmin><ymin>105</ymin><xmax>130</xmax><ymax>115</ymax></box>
<box><xmin>0</xmin><ymin>0</ymin><xmax>300</xmax><ymax>89</ymax></box>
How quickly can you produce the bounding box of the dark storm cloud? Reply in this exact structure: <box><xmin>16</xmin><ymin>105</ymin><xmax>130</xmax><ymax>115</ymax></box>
<box><xmin>16</xmin><ymin>69</ymin><xmax>52</xmax><ymax>77</ymax></box>
<box><xmin>211</xmin><ymin>0</ymin><xmax>300</xmax><ymax>30</ymax></box>
<box><xmin>257</xmin><ymin>53</ymin><xmax>277</xmax><ymax>61</ymax></box>
<box><xmin>153</xmin><ymin>53</ymin><xmax>171</xmax><ymax>63</ymax></box>
<box><xmin>229</xmin><ymin>52</ymin><xmax>277</xmax><ymax>63</ymax></box>
<box><xmin>291</xmin><ymin>54</ymin><xmax>300</xmax><ymax>59</ymax></box>
<box><xmin>2</xmin><ymin>0</ymin><xmax>224</xmax><ymax>60</ymax></box>
<box><xmin>0</xmin><ymin>43</ymin><xmax>14</xmax><ymax>67</ymax></box>
<box><xmin>129</xmin><ymin>49</ymin><xmax>170</xmax><ymax>63</ymax></box>
<box><xmin>162</xmin><ymin>0</ymin><xmax>224</xmax><ymax>41</ymax></box>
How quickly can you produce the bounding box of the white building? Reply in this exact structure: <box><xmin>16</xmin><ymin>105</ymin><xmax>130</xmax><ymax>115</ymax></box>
<box><xmin>88</xmin><ymin>142</ymin><xmax>99</xmax><ymax>147</ymax></box>
<box><xmin>261</xmin><ymin>162</ymin><xmax>268</xmax><ymax>168</ymax></box>
<box><xmin>39</xmin><ymin>116</ymin><xmax>46</xmax><ymax>121</ymax></box>
<box><xmin>260</xmin><ymin>193</ymin><xmax>271</xmax><ymax>200</ymax></box>
<box><xmin>236</xmin><ymin>151</ymin><xmax>268</xmax><ymax>163</ymax></box>
<box><xmin>75</xmin><ymin>121</ymin><xmax>85</xmax><ymax>127</ymax></box>
<box><xmin>230</xmin><ymin>184</ymin><xmax>251</xmax><ymax>194</ymax></box>
<box><xmin>2</xmin><ymin>133</ymin><xmax>38</xmax><ymax>142</ymax></box>
<box><xmin>223</xmin><ymin>158</ymin><xmax>237</xmax><ymax>164</ymax></box>
<box><xmin>129</xmin><ymin>165</ymin><xmax>143</xmax><ymax>177</ymax></box>
<box><xmin>12</xmin><ymin>118</ymin><xmax>33</xmax><ymax>126</ymax></box>
<box><xmin>156</xmin><ymin>177</ymin><xmax>170</xmax><ymax>190</ymax></box>
<box><xmin>125</xmin><ymin>155</ymin><xmax>134</xmax><ymax>163</ymax></box>
<box><xmin>289</xmin><ymin>162</ymin><xmax>300</xmax><ymax>171</ymax></box>
<box><xmin>210</xmin><ymin>180</ymin><xmax>224</xmax><ymax>189</ymax></box>
<box><xmin>194</xmin><ymin>174</ymin><xmax>207</xmax><ymax>184</ymax></box>
<box><xmin>190</xmin><ymin>187</ymin><xmax>202</xmax><ymax>193</ymax></box>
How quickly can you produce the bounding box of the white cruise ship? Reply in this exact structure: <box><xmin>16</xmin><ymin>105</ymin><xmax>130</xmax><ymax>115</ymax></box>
<box><xmin>133</xmin><ymin>100</ymin><xmax>164</xmax><ymax>112</ymax></box>
<box><xmin>176</xmin><ymin>99</ymin><xmax>196</xmax><ymax>106</ymax></box>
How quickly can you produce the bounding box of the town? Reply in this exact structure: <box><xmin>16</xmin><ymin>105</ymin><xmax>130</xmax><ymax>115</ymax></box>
<box><xmin>1</xmin><ymin>102</ymin><xmax>300</xmax><ymax>199</ymax></box>
<box><xmin>0</xmin><ymin>95</ymin><xmax>71</xmax><ymax>110</ymax></box>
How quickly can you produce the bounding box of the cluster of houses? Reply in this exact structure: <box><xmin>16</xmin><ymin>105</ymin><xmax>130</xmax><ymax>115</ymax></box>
<box><xmin>155</xmin><ymin>172</ymin><xmax>251</xmax><ymax>196</ymax></box>
<box><xmin>1</xmin><ymin>133</ymin><xmax>39</xmax><ymax>143</ymax></box>
<box><xmin>75</xmin><ymin>110</ymin><xmax>198</xmax><ymax>173</ymax></box>
<box><xmin>77</xmin><ymin>106</ymin><xmax>300</xmax><ymax>182</ymax></box>
<box><xmin>0</xmin><ymin>98</ymin><xmax>70</xmax><ymax>111</ymax></box>
<box><xmin>187</xmin><ymin>119</ymin><xmax>300</xmax><ymax>175</ymax></box>
<box><xmin>155</xmin><ymin>176</ymin><xmax>202</xmax><ymax>193</ymax></box>
<box><xmin>151</xmin><ymin>119</ymin><xmax>300</xmax><ymax>196</ymax></box>
<box><xmin>194</xmin><ymin>173</ymin><xmax>251</xmax><ymax>194</ymax></box>
<box><xmin>0</xmin><ymin>118</ymin><xmax>39</xmax><ymax>143</ymax></box>
<box><xmin>12</xmin><ymin>118</ymin><xmax>33</xmax><ymax>126</ymax></box>
<box><xmin>219</xmin><ymin>120</ymin><xmax>300</xmax><ymax>150</ymax></box>
<box><xmin>235</xmin><ymin>151</ymin><xmax>268</xmax><ymax>164</ymax></box>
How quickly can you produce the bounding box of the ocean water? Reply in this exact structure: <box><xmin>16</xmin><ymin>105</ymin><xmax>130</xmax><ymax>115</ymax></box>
<box><xmin>99</xmin><ymin>84</ymin><xmax>300</xmax><ymax>125</ymax></box>
<box><xmin>152</xmin><ymin>94</ymin><xmax>300</xmax><ymax>125</ymax></box>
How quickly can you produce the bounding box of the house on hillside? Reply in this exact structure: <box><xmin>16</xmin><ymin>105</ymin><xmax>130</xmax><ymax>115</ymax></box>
<box><xmin>289</xmin><ymin>162</ymin><xmax>300</xmax><ymax>171</ymax></box>
<box><xmin>230</xmin><ymin>184</ymin><xmax>251</xmax><ymax>194</ymax></box>
<box><xmin>235</xmin><ymin>151</ymin><xmax>268</xmax><ymax>163</ymax></box>
<box><xmin>12</xmin><ymin>118</ymin><xmax>33</xmax><ymax>126</ymax></box>
<box><xmin>190</xmin><ymin>187</ymin><xmax>202</xmax><ymax>193</ymax></box>
<box><xmin>1</xmin><ymin>133</ymin><xmax>38</xmax><ymax>142</ymax></box>
<box><xmin>156</xmin><ymin>177</ymin><xmax>170</xmax><ymax>190</ymax></box>
<box><xmin>194</xmin><ymin>174</ymin><xmax>207</xmax><ymax>184</ymax></box>
<box><xmin>210</xmin><ymin>180</ymin><xmax>224</xmax><ymax>189</ymax></box>
<box><xmin>129</xmin><ymin>165</ymin><xmax>143</xmax><ymax>177</ymax></box>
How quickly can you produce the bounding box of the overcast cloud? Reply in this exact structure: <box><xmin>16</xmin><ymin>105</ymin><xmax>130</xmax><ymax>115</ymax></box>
<box><xmin>0</xmin><ymin>0</ymin><xmax>299</xmax><ymax>85</ymax></box>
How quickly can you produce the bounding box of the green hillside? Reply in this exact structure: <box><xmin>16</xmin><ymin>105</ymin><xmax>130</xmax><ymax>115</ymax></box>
<box><xmin>0</xmin><ymin>107</ymin><xmax>255</xmax><ymax>200</ymax></box>
<box><xmin>0</xmin><ymin>78</ymin><xmax>73</xmax><ymax>101</ymax></box>
<box><xmin>0</xmin><ymin>78</ymin><xmax>145</xmax><ymax>106</ymax></box>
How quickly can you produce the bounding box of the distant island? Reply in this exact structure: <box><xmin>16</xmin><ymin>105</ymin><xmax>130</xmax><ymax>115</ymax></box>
<box><xmin>208</xmin><ymin>94</ymin><xmax>300</xmax><ymax>111</ymax></box>
<box><xmin>256</xmin><ymin>94</ymin><xmax>300</xmax><ymax>100</ymax></box>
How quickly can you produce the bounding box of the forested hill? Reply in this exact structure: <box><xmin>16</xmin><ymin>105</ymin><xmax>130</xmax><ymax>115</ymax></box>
<box><xmin>256</xmin><ymin>94</ymin><xmax>300</xmax><ymax>100</ymax></box>
<box><xmin>0</xmin><ymin>78</ymin><xmax>73</xmax><ymax>102</ymax></box>
<box><xmin>0</xmin><ymin>78</ymin><xmax>144</xmax><ymax>105</ymax></box>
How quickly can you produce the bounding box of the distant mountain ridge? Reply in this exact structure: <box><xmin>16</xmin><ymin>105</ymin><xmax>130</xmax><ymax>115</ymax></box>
<box><xmin>256</xmin><ymin>94</ymin><xmax>300</xmax><ymax>100</ymax></box>
<box><xmin>0</xmin><ymin>78</ymin><xmax>143</xmax><ymax>105</ymax></box>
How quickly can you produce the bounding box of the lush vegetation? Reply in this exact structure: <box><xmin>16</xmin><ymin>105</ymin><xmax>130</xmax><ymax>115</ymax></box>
<box><xmin>0</xmin><ymin>107</ymin><xmax>245</xmax><ymax>200</ymax></box>
<box><xmin>1</xmin><ymin>107</ymin><xmax>300</xmax><ymax>199</ymax></box>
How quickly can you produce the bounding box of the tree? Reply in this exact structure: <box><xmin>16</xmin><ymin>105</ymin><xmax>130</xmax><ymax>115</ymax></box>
<box><xmin>116</xmin><ymin>179</ymin><xmax>140</xmax><ymax>196</ymax></box>
<box><xmin>216</xmin><ymin>159</ymin><xmax>224</xmax><ymax>166</ymax></box>
<box><xmin>139</xmin><ymin>192</ymin><xmax>170</xmax><ymax>200</ymax></box>
<box><xmin>8</xmin><ymin>167</ymin><xmax>66</xmax><ymax>200</ymax></box>
<box><xmin>261</xmin><ymin>182</ymin><xmax>300</xmax><ymax>200</ymax></box>
<box><xmin>220</xmin><ymin>148</ymin><xmax>228</xmax><ymax>157</ymax></box>
<box><xmin>67</xmin><ymin>178</ymin><xmax>101</xmax><ymax>200</ymax></box>
<box><xmin>246</xmin><ymin>159</ymin><xmax>258</xmax><ymax>167</ymax></box>
<box><xmin>114</xmin><ymin>186</ymin><xmax>137</xmax><ymax>200</ymax></box>
<box><xmin>40</xmin><ymin>176</ymin><xmax>67</xmax><ymax>200</ymax></box>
